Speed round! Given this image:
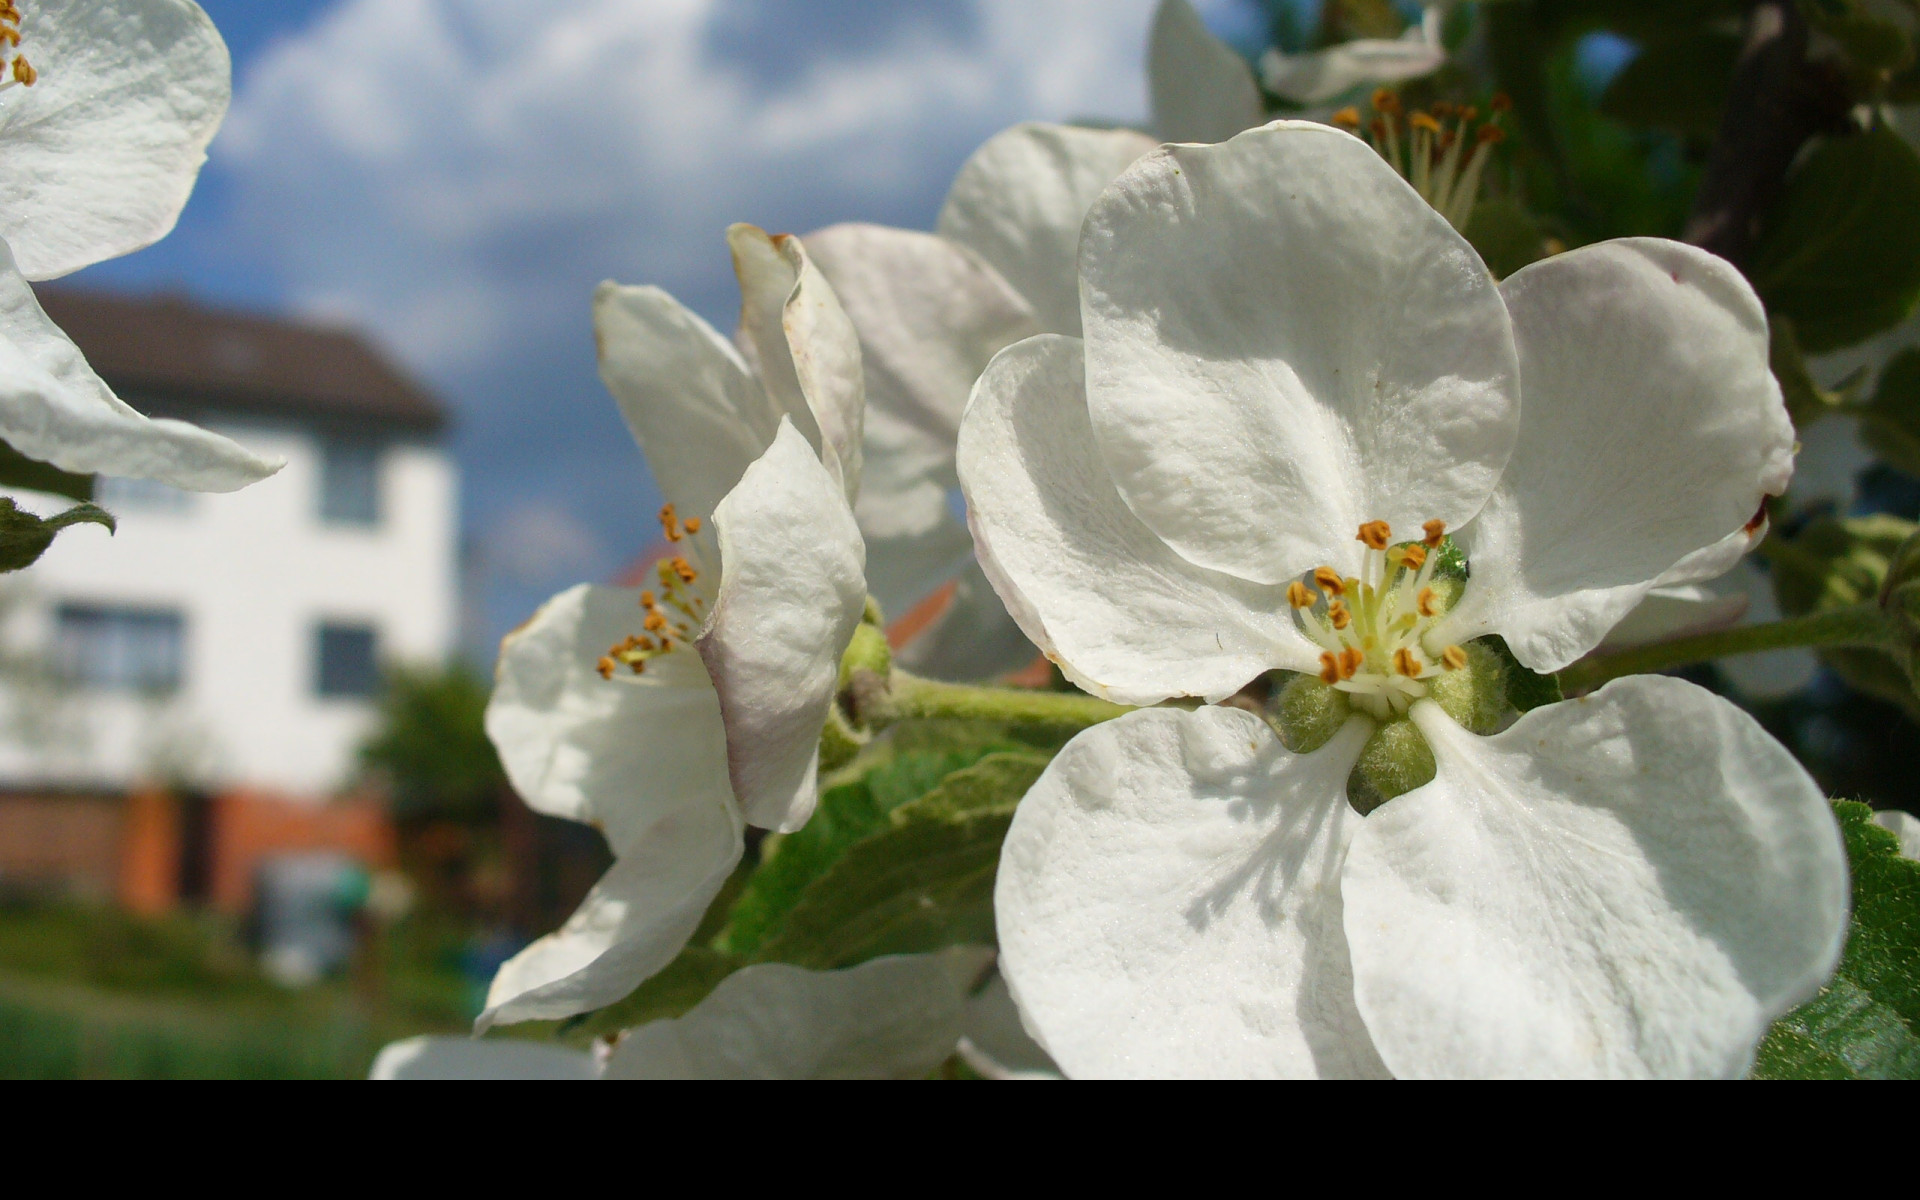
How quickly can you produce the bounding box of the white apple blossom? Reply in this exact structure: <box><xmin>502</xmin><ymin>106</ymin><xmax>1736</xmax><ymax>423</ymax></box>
<box><xmin>0</xmin><ymin>1</ymin><xmax>277</xmax><ymax>491</ymax></box>
<box><xmin>1147</xmin><ymin>0</ymin><xmax>1264</xmax><ymax>144</ymax></box>
<box><xmin>1260</xmin><ymin>2</ymin><xmax>1450</xmax><ymax>105</ymax></box>
<box><xmin>958</xmin><ymin>121</ymin><xmax>1850</xmax><ymax>1078</ymax></box>
<box><xmin>371</xmin><ymin>956</ymin><xmax>970</xmax><ymax>1081</ymax></box>
<box><xmin>478</xmin><ymin>225</ymin><xmax>867</xmax><ymax>1029</ymax></box>
<box><xmin>805</xmin><ymin>121</ymin><xmax>1153</xmax><ymax>678</ymax></box>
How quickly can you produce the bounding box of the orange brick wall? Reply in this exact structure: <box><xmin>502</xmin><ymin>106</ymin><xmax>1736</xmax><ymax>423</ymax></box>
<box><xmin>208</xmin><ymin>789</ymin><xmax>396</xmax><ymax>914</ymax></box>
<box><xmin>0</xmin><ymin>792</ymin><xmax>122</xmax><ymax>898</ymax></box>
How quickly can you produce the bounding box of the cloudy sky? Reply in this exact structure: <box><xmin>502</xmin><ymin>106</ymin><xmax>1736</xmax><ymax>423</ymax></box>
<box><xmin>75</xmin><ymin>0</ymin><xmax>1266</xmax><ymax>650</ymax></box>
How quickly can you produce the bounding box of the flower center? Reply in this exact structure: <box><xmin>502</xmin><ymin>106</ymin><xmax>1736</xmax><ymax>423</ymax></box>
<box><xmin>1289</xmin><ymin>518</ymin><xmax>1468</xmax><ymax>721</ymax></box>
<box><xmin>598</xmin><ymin>503</ymin><xmax>715</xmax><ymax>679</ymax></box>
<box><xmin>1332</xmin><ymin>89</ymin><xmax>1506</xmax><ymax>231</ymax></box>
<box><xmin>0</xmin><ymin>3</ymin><xmax>36</xmax><ymax>88</ymax></box>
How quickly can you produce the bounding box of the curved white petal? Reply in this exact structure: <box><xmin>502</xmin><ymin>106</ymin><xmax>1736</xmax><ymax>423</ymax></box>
<box><xmin>1081</xmin><ymin>122</ymin><xmax>1519</xmax><ymax>586</ymax></box>
<box><xmin>486</xmin><ymin>583</ymin><xmax>733</xmax><ymax>857</ymax></box>
<box><xmin>1599</xmin><ymin>584</ymin><xmax>1747</xmax><ymax>652</ymax></box>
<box><xmin>478</xmin><ymin>797</ymin><xmax>744</xmax><ymax>1030</ymax></box>
<box><xmin>594</xmin><ymin>281</ymin><xmax>776</xmax><ymax>522</ymax></box>
<box><xmin>697</xmin><ymin>420</ymin><xmax>866</xmax><ymax>832</ymax></box>
<box><xmin>1343</xmin><ymin>678</ymin><xmax>1848</xmax><ymax>1079</ymax></box>
<box><xmin>0</xmin><ymin>244</ymin><xmax>278</xmax><ymax>489</ymax></box>
<box><xmin>0</xmin><ymin>0</ymin><xmax>229</xmax><ymax>279</ymax></box>
<box><xmin>996</xmin><ymin>706</ymin><xmax>1389</xmax><ymax>1078</ymax></box>
<box><xmin>1874</xmin><ymin>810</ymin><xmax>1920</xmax><ymax>861</ymax></box>
<box><xmin>958</xmin><ymin>335</ymin><xmax>1316</xmax><ymax>705</ymax></box>
<box><xmin>1258</xmin><ymin>35</ymin><xmax>1445</xmax><ymax>105</ymax></box>
<box><xmin>727</xmin><ymin>224</ymin><xmax>863</xmax><ymax>498</ymax></box>
<box><xmin>891</xmin><ymin>557</ymin><xmax>1038</xmax><ymax>683</ymax></box>
<box><xmin>1441</xmin><ymin>239</ymin><xmax>1793</xmax><ymax>672</ymax></box>
<box><xmin>369</xmin><ymin>1036</ymin><xmax>596</xmax><ymax>1081</ymax></box>
<box><xmin>955</xmin><ymin>969</ymin><xmax>1060</xmax><ymax>1079</ymax></box>
<box><xmin>1148</xmin><ymin>0</ymin><xmax>1265</xmax><ymax>144</ymax></box>
<box><xmin>603</xmin><ymin>956</ymin><xmax>965</xmax><ymax>1080</ymax></box>
<box><xmin>936</xmin><ymin>122</ymin><xmax>1156</xmax><ymax>338</ymax></box>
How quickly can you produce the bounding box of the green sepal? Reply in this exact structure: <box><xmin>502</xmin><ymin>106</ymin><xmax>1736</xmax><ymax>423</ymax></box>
<box><xmin>1750</xmin><ymin>123</ymin><xmax>1920</xmax><ymax>355</ymax></box>
<box><xmin>0</xmin><ymin>439</ymin><xmax>91</xmax><ymax>503</ymax></box>
<box><xmin>1752</xmin><ymin>800</ymin><xmax>1920</xmax><ymax>1079</ymax></box>
<box><xmin>0</xmin><ymin>498</ymin><xmax>114</xmax><ymax>573</ymax></box>
<box><xmin>1272</xmin><ymin>673</ymin><xmax>1352</xmax><ymax>754</ymax></box>
<box><xmin>1482</xmin><ymin>634</ymin><xmax>1564</xmax><ymax>713</ymax></box>
<box><xmin>1346</xmin><ymin>718</ymin><xmax>1435</xmax><ymax>816</ymax></box>
<box><xmin>748</xmin><ymin>751</ymin><xmax>1049</xmax><ymax>969</ymax></box>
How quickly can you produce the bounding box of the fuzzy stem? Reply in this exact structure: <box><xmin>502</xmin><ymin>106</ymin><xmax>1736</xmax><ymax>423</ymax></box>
<box><xmin>1556</xmin><ymin>603</ymin><xmax>1899</xmax><ymax>694</ymax></box>
<box><xmin>850</xmin><ymin>668</ymin><xmax>1133</xmax><ymax>731</ymax></box>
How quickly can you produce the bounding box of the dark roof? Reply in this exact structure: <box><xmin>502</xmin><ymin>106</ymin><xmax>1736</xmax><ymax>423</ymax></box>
<box><xmin>35</xmin><ymin>287</ymin><xmax>448</xmax><ymax>434</ymax></box>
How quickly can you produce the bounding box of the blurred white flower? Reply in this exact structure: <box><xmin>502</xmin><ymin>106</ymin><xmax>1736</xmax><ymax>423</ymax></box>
<box><xmin>1147</xmin><ymin>0</ymin><xmax>1264</xmax><ymax>144</ymax></box>
<box><xmin>0</xmin><ymin>1</ymin><xmax>279</xmax><ymax>491</ymax></box>
<box><xmin>1875</xmin><ymin>809</ymin><xmax>1920</xmax><ymax>860</ymax></box>
<box><xmin>962</xmin><ymin>122</ymin><xmax>1845</xmax><ymax>1077</ymax></box>
<box><xmin>479</xmin><ymin>226</ymin><xmax>867</xmax><ymax>1029</ymax></box>
<box><xmin>1260</xmin><ymin>2</ymin><xmax>1450</xmax><ymax>105</ymax></box>
<box><xmin>372</xmin><ymin>955</ymin><xmax>969</xmax><ymax>1080</ymax></box>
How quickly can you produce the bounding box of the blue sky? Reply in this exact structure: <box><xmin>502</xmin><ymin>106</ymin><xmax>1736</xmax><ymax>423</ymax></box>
<box><xmin>71</xmin><ymin>0</ymin><xmax>1231</xmax><ymax>653</ymax></box>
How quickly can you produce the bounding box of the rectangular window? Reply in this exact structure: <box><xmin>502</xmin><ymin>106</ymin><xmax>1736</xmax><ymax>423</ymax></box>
<box><xmin>319</xmin><ymin>439</ymin><xmax>382</xmax><ymax>527</ymax></box>
<box><xmin>314</xmin><ymin>622</ymin><xmax>379</xmax><ymax>699</ymax></box>
<box><xmin>56</xmin><ymin>604</ymin><xmax>185</xmax><ymax>693</ymax></box>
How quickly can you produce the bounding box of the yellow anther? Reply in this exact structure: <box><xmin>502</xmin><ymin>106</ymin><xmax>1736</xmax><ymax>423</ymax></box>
<box><xmin>1422</xmin><ymin>519</ymin><xmax>1446</xmax><ymax>547</ymax></box>
<box><xmin>639</xmin><ymin>590</ymin><xmax>656</xmax><ymax>608</ymax></box>
<box><xmin>1477</xmin><ymin>123</ymin><xmax>1505</xmax><ymax>145</ymax></box>
<box><xmin>669</xmin><ymin>556</ymin><xmax>697</xmax><ymax>584</ymax></box>
<box><xmin>1394</xmin><ymin>543</ymin><xmax>1428</xmax><ymax>572</ymax></box>
<box><xmin>1372</xmin><ymin>88</ymin><xmax>1401</xmax><ymax>116</ymax></box>
<box><xmin>1417</xmin><ymin>586</ymin><xmax>1441</xmax><ymax>618</ymax></box>
<box><xmin>1339</xmin><ymin>647</ymin><xmax>1364</xmax><ymax>679</ymax></box>
<box><xmin>1313</xmin><ymin>566</ymin><xmax>1346</xmax><ymax>596</ymax></box>
<box><xmin>660</xmin><ymin>503</ymin><xmax>683</xmax><ymax>542</ymax></box>
<box><xmin>1331</xmin><ymin>107</ymin><xmax>1362</xmax><ymax>130</ymax></box>
<box><xmin>1409</xmin><ymin>112</ymin><xmax>1443</xmax><ymax>135</ymax></box>
<box><xmin>1393</xmin><ymin>647</ymin><xmax>1423</xmax><ymax>678</ymax></box>
<box><xmin>1442</xmin><ymin>645</ymin><xmax>1468</xmax><ymax>671</ymax></box>
<box><xmin>597</xmin><ymin>656</ymin><xmax>615</xmax><ymax>680</ymax></box>
<box><xmin>11</xmin><ymin>55</ymin><xmax>31</xmax><ymax>85</ymax></box>
<box><xmin>643</xmin><ymin>612</ymin><xmax>668</xmax><ymax>634</ymax></box>
<box><xmin>1328</xmin><ymin>600</ymin><xmax>1352</xmax><ymax>630</ymax></box>
<box><xmin>1287</xmin><ymin>581</ymin><xmax>1317</xmax><ymax>609</ymax></box>
<box><xmin>1319</xmin><ymin>652</ymin><xmax>1342</xmax><ymax>685</ymax></box>
<box><xmin>1490</xmin><ymin>92</ymin><xmax>1513</xmax><ymax>113</ymax></box>
<box><xmin>684</xmin><ymin>516</ymin><xmax>703</xmax><ymax>535</ymax></box>
<box><xmin>1357</xmin><ymin>521</ymin><xmax>1392</xmax><ymax>551</ymax></box>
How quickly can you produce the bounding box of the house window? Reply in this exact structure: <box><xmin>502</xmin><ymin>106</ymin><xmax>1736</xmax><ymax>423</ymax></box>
<box><xmin>56</xmin><ymin>604</ymin><xmax>186</xmax><ymax>692</ymax></box>
<box><xmin>319</xmin><ymin>439</ymin><xmax>382</xmax><ymax>527</ymax></box>
<box><xmin>314</xmin><ymin>622</ymin><xmax>379</xmax><ymax>699</ymax></box>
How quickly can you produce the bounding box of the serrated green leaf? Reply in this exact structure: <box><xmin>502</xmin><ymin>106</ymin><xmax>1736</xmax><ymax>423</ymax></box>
<box><xmin>1753</xmin><ymin>800</ymin><xmax>1920</xmax><ymax>1079</ymax></box>
<box><xmin>718</xmin><ymin>743</ymin><xmax>1033</xmax><ymax>956</ymax></box>
<box><xmin>0</xmin><ymin>498</ymin><xmax>113</xmax><ymax>573</ymax></box>
<box><xmin>1598</xmin><ymin>30</ymin><xmax>1740</xmax><ymax>137</ymax></box>
<box><xmin>1751</xmin><ymin>125</ymin><xmax>1920</xmax><ymax>354</ymax></box>
<box><xmin>750</xmin><ymin>752</ymin><xmax>1049</xmax><ymax>970</ymax></box>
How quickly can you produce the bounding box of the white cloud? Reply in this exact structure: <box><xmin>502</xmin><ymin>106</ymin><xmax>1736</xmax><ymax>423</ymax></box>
<box><xmin>484</xmin><ymin>499</ymin><xmax>607</xmax><ymax>588</ymax></box>
<box><xmin>219</xmin><ymin>0</ymin><xmax>1158</xmax><ymax>379</ymax></box>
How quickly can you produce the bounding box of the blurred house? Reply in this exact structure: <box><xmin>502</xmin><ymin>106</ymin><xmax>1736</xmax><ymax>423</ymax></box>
<box><xmin>0</xmin><ymin>289</ymin><xmax>456</xmax><ymax>914</ymax></box>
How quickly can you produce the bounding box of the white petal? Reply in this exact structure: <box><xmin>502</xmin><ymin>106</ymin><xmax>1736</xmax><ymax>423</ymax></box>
<box><xmin>955</xmin><ymin>969</ymin><xmax>1060</xmax><ymax>1079</ymax></box>
<box><xmin>1081</xmin><ymin>122</ymin><xmax>1519</xmax><ymax>586</ymax></box>
<box><xmin>1148</xmin><ymin>0</ymin><xmax>1265</xmax><ymax>144</ymax></box>
<box><xmin>594</xmin><ymin>281</ymin><xmax>777</xmax><ymax>522</ymax></box>
<box><xmin>1441</xmin><ymin>239</ymin><xmax>1793</xmax><ymax>672</ymax></box>
<box><xmin>996</xmin><ymin>706</ymin><xmax>1389</xmax><ymax>1078</ymax></box>
<box><xmin>936</xmin><ymin>122</ymin><xmax>1156</xmax><ymax>338</ymax></box>
<box><xmin>1598</xmin><ymin>584</ymin><xmax>1747</xmax><ymax>652</ymax></box>
<box><xmin>958</xmin><ymin>335</ymin><xmax>1316</xmax><ymax>705</ymax></box>
<box><xmin>1258</xmin><ymin>36</ymin><xmax>1446</xmax><ymax>105</ymax></box>
<box><xmin>697</xmin><ymin>420</ymin><xmax>866</xmax><ymax>832</ymax></box>
<box><xmin>1874</xmin><ymin>810</ymin><xmax>1920</xmax><ymax>860</ymax></box>
<box><xmin>0</xmin><ymin>244</ymin><xmax>278</xmax><ymax>489</ymax></box>
<box><xmin>891</xmin><ymin>558</ymin><xmax>1038</xmax><ymax>684</ymax></box>
<box><xmin>727</xmin><ymin>224</ymin><xmax>864</xmax><ymax>497</ymax></box>
<box><xmin>369</xmin><ymin>1036</ymin><xmax>596</xmax><ymax>1081</ymax></box>
<box><xmin>603</xmin><ymin>956</ymin><xmax>965</xmax><ymax>1080</ymax></box>
<box><xmin>1343</xmin><ymin>678</ymin><xmax>1848</xmax><ymax>1079</ymax></box>
<box><xmin>0</xmin><ymin>0</ymin><xmax>229</xmax><ymax>279</ymax></box>
<box><xmin>479</xmin><ymin>797</ymin><xmax>744</xmax><ymax>1030</ymax></box>
<box><xmin>485</xmin><ymin>583</ymin><xmax>734</xmax><ymax>857</ymax></box>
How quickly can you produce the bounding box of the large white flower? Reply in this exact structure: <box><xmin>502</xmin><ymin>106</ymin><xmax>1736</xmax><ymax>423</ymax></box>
<box><xmin>805</xmin><ymin>121</ymin><xmax>1153</xmax><ymax>678</ymax></box>
<box><xmin>479</xmin><ymin>225</ymin><xmax>867</xmax><ymax>1029</ymax></box>
<box><xmin>0</xmin><ymin>1</ymin><xmax>277</xmax><ymax>491</ymax></box>
<box><xmin>958</xmin><ymin>121</ymin><xmax>1850</xmax><ymax>1078</ymax></box>
<box><xmin>372</xmin><ymin>956</ymin><xmax>969</xmax><ymax>1081</ymax></box>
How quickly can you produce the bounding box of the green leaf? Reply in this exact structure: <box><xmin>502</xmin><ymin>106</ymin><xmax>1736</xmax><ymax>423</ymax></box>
<box><xmin>563</xmin><ymin>946</ymin><xmax>743</xmax><ymax>1042</ymax></box>
<box><xmin>717</xmin><ymin>741</ymin><xmax>1035</xmax><ymax>956</ymax></box>
<box><xmin>1771</xmin><ymin>316</ymin><xmax>1857</xmax><ymax>432</ymax></box>
<box><xmin>1857</xmin><ymin>346</ymin><xmax>1920</xmax><ymax>477</ymax></box>
<box><xmin>1463</xmin><ymin>196</ymin><xmax>1550</xmax><ymax>281</ymax></box>
<box><xmin>749</xmin><ymin>751</ymin><xmax>1049</xmax><ymax>970</ymax></box>
<box><xmin>1482</xmin><ymin>634</ymin><xmax>1564</xmax><ymax>713</ymax></box>
<box><xmin>0</xmin><ymin>439</ymin><xmax>90</xmax><ymax>502</ymax></box>
<box><xmin>1769</xmin><ymin>515</ymin><xmax>1920</xmax><ymax>718</ymax></box>
<box><xmin>0</xmin><ymin>498</ymin><xmax>113</xmax><ymax>573</ymax></box>
<box><xmin>1751</xmin><ymin>125</ymin><xmax>1920</xmax><ymax>354</ymax></box>
<box><xmin>1798</xmin><ymin>0</ymin><xmax>1916</xmax><ymax>74</ymax></box>
<box><xmin>1598</xmin><ymin>30</ymin><xmax>1740</xmax><ymax>138</ymax></box>
<box><xmin>1753</xmin><ymin>800</ymin><xmax>1920</xmax><ymax>1079</ymax></box>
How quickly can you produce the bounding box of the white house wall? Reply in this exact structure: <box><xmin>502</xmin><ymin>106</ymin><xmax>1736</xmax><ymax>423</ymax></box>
<box><xmin>0</xmin><ymin>415</ymin><xmax>458</xmax><ymax>801</ymax></box>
